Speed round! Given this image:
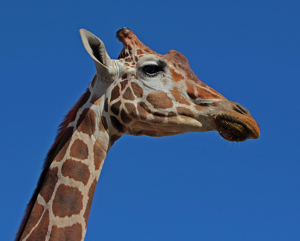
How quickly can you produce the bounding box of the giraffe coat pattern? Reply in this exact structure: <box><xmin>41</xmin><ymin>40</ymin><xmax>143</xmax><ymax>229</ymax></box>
<box><xmin>16</xmin><ymin>28</ymin><xmax>259</xmax><ymax>241</ymax></box>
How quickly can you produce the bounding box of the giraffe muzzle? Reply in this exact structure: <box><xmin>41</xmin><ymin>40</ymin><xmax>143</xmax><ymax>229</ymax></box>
<box><xmin>212</xmin><ymin>102</ymin><xmax>260</xmax><ymax>142</ymax></box>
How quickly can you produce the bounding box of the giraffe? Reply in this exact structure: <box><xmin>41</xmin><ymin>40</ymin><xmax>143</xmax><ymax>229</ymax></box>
<box><xmin>16</xmin><ymin>27</ymin><xmax>260</xmax><ymax>241</ymax></box>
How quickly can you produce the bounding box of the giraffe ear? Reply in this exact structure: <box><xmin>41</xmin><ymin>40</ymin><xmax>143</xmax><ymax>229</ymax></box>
<box><xmin>80</xmin><ymin>29</ymin><xmax>114</xmax><ymax>81</ymax></box>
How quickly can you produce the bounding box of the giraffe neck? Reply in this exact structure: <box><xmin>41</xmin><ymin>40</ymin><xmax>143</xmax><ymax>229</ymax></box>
<box><xmin>16</xmin><ymin>76</ymin><xmax>120</xmax><ymax>241</ymax></box>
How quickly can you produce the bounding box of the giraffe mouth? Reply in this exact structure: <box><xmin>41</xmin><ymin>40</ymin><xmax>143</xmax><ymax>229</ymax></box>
<box><xmin>214</xmin><ymin>114</ymin><xmax>254</xmax><ymax>142</ymax></box>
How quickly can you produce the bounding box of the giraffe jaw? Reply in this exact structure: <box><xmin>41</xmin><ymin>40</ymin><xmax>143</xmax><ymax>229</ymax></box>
<box><xmin>126</xmin><ymin>116</ymin><xmax>212</xmax><ymax>137</ymax></box>
<box><xmin>213</xmin><ymin>114</ymin><xmax>260</xmax><ymax>142</ymax></box>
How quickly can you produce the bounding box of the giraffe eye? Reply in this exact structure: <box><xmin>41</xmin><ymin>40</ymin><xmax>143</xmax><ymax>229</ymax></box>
<box><xmin>142</xmin><ymin>64</ymin><xmax>163</xmax><ymax>77</ymax></box>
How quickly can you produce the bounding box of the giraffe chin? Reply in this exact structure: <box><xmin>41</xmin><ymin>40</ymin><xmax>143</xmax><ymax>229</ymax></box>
<box><xmin>214</xmin><ymin>114</ymin><xmax>258</xmax><ymax>142</ymax></box>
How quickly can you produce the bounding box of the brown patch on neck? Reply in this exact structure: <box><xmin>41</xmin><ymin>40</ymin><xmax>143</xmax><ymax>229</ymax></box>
<box><xmin>40</xmin><ymin>167</ymin><xmax>59</xmax><ymax>203</ymax></box>
<box><xmin>70</xmin><ymin>139</ymin><xmax>89</xmax><ymax>160</ymax></box>
<box><xmin>76</xmin><ymin>109</ymin><xmax>97</xmax><ymax>136</ymax></box>
<box><xmin>71</xmin><ymin>90</ymin><xmax>91</xmax><ymax>122</ymax></box>
<box><xmin>52</xmin><ymin>184</ymin><xmax>83</xmax><ymax>217</ymax></box>
<box><xmin>15</xmin><ymin>89</ymin><xmax>91</xmax><ymax>241</ymax></box>
<box><xmin>18</xmin><ymin>203</ymin><xmax>44</xmax><ymax>240</ymax></box>
<box><xmin>62</xmin><ymin>159</ymin><xmax>90</xmax><ymax>185</ymax></box>
<box><xmin>49</xmin><ymin>223</ymin><xmax>82</xmax><ymax>241</ymax></box>
<box><xmin>25</xmin><ymin>210</ymin><xmax>50</xmax><ymax>241</ymax></box>
<box><xmin>83</xmin><ymin>179</ymin><xmax>97</xmax><ymax>228</ymax></box>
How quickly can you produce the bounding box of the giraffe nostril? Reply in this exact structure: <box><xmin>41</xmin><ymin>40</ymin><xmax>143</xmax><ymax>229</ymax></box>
<box><xmin>234</xmin><ymin>103</ymin><xmax>249</xmax><ymax>115</ymax></box>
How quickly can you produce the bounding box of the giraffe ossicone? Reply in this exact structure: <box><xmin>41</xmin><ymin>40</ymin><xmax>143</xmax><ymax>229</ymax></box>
<box><xmin>16</xmin><ymin>28</ymin><xmax>260</xmax><ymax>241</ymax></box>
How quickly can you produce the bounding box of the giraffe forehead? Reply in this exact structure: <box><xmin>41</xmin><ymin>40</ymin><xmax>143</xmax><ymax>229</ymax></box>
<box><xmin>115</xmin><ymin>29</ymin><xmax>223</xmax><ymax>100</ymax></box>
<box><xmin>163</xmin><ymin>50</ymin><xmax>189</xmax><ymax>67</ymax></box>
<box><xmin>162</xmin><ymin>50</ymin><xmax>195</xmax><ymax>77</ymax></box>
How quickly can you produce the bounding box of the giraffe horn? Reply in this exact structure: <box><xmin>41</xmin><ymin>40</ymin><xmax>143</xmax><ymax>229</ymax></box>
<box><xmin>80</xmin><ymin>29</ymin><xmax>114</xmax><ymax>82</ymax></box>
<box><xmin>116</xmin><ymin>27</ymin><xmax>155</xmax><ymax>57</ymax></box>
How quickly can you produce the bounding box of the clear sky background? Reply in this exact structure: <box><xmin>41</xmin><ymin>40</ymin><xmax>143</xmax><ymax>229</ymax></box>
<box><xmin>1</xmin><ymin>1</ymin><xmax>299</xmax><ymax>240</ymax></box>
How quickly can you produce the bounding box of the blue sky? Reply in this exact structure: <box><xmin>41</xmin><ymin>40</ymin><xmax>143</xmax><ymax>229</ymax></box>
<box><xmin>1</xmin><ymin>1</ymin><xmax>300</xmax><ymax>240</ymax></box>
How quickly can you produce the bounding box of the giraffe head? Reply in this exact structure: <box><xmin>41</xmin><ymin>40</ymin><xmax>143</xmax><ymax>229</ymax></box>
<box><xmin>80</xmin><ymin>28</ymin><xmax>260</xmax><ymax>142</ymax></box>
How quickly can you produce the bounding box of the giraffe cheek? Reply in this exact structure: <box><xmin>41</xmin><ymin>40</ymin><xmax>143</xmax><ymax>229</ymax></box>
<box><xmin>121</xmin><ymin>109</ymin><xmax>132</xmax><ymax>124</ymax></box>
<box><xmin>176</xmin><ymin>107</ymin><xmax>195</xmax><ymax>118</ymax></box>
<box><xmin>110</xmin><ymin>101</ymin><xmax>121</xmax><ymax>116</ymax></box>
<box><xmin>137</xmin><ymin>102</ymin><xmax>151</xmax><ymax>120</ymax></box>
<box><xmin>110</xmin><ymin>85</ymin><xmax>121</xmax><ymax>102</ymax></box>
<box><xmin>123</xmin><ymin>87</ymin><xmax>135</xmax><ymax>100</ymax></box>
<box><xmin>110</xmin><ymin>115</ymin><xmax>125</xmax><ymax>133</ymax></box>
<box><xmin>125</xmin><ymin>102</ymin><xmax>138</xmax><ymax>118</ymax></box>
<box><xmin>118</xmin><ymin>102</ymin><xmax>137</xmax><ymax>125</ymax></box>
<box><xmin>147</xmin><ymin>90</ymin><xmax>173</xmax><ymax>109</ymax></box>
<box><xmin>186</xmin><ymin>84</ymin><xmax>197</xmax><ymax>100</ymax></box>
<box><xmin>131</xmin><ymin>82</ymin><xmax>144</xmax><ymax>98</ymax></box>
<box><xmin>170</xmin><ymin>87</ymin><xmax>191</xmax><ymax>106</ymax></box>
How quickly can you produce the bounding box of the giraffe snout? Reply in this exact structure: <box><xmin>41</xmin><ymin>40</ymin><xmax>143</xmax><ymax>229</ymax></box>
<box><xmin>211</xmin><ymin>101</ymin><xmax>260</xmax><ymax>141</ymax></box>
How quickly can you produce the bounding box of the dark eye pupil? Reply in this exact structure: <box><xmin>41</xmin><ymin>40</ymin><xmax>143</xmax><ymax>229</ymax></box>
<box><xmin>143</xmin><ymin>65</ymin><xmax>161</xmax><ymax>76</ymax></box>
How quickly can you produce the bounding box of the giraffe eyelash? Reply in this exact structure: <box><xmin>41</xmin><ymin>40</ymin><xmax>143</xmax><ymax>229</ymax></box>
<box><xmin>139</xmin><ymin>59</ymin><xmax>167</xmax><ymax>78</ymax></box>
<box><xmin>142</xmin><ymin>64</ymin><xmax>164</xmax><ymax>77</ymax></box>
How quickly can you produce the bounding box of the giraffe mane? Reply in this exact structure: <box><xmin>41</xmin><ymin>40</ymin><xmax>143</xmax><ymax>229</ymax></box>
<box><xmin>15</xmin><ymin>89</ymin><xmax>91</xmax><ymax>241</ymax></box>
